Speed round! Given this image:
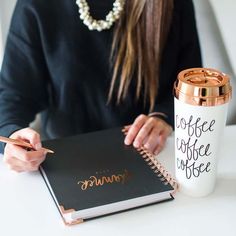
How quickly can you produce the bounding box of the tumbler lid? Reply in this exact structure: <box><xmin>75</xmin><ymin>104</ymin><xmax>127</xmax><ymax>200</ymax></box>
<box><xmin>174</xmin><ymin>68</ymin><xmax>232</xmax><ymax>106</ymax></box>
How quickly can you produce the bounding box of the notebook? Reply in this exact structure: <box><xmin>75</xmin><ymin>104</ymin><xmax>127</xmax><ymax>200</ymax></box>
<box><xmin>40</xmin><ymin>127</ymin><xmax>178</xmax><ymax>225</ymax></box>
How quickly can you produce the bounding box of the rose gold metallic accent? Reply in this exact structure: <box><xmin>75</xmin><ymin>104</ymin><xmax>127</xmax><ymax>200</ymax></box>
<box><xmin>59</xmin><ymin>205</ymin><xmax>84</xmax><ymax>226</ymax></box>
<box><xmin>121</xmin><ymin>127</ymin><xmax>179</xmax><ymax>195</ymax></box>
<box><xmin>77</xmin><ymin>170</ymin><xmax>131</xmax><ymax>190</ymax></box>
<box><xmin>174</xmin><ymin>68</ymin><xmax>232</xmax><ymax>106</ymax></box>
<box><xmin>60</xmin><ymin>205</ymin><xmax>76</xmax><ymax>214</ymax></box>
<box><xmin>0</xmin><ymin>135</ymin><xmax>54</xmax><ymax>154</ymax></box>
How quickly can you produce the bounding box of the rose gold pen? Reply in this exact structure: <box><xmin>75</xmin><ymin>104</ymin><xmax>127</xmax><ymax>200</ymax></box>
<box><xmin>0</xmin><ymin>135</ymin><xmax>54</xmax><ymax>154</ymax></box>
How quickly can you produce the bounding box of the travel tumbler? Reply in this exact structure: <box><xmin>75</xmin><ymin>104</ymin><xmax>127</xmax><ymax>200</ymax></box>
<box><xmin>173</xmin><ymin>68</ymin><xmax>232</xmax><ymax>197</ymax></box>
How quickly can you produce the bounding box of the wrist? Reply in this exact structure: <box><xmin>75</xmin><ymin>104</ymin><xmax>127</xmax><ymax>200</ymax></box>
<box><xmin>148</xmin><ymin>112</ymin><xmax>173</xmax><ymax>134</ymax></box>
<box><xmin>148</xmin><ymin>112</ymin><xmax>168</xmax><ymax>122</ymax></box>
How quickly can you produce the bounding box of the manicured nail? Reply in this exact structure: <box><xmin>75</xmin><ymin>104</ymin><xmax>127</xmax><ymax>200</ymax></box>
<box><xmin>133</xmin><ymin>141</ymin><xmax>140</xmax><ymax>148</ymax></box>
<box><xmin>35</xmin><ymin>143</ymin><xmax>42</xmax><ymax>150</ymax></box>
<box><xmin>154</xmin><ymin>149</ymin><xmax>160</xmax><ymax>155</ymax></box>
<box><xmin>124</xmin><ymin>138</ymin><xmax>130</xmax><ymax>145</ymax></box>
<box><xmin>43</xmin><ymin>150</ymin><xmax>48</xmax><ymax>155</ymax></box>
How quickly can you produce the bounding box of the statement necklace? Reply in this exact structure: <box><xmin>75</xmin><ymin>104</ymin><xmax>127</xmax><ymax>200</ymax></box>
<box><xmin>76</xmin><ymin>0</ymin><xmax>125</xmax><ymax>31</ymax></box>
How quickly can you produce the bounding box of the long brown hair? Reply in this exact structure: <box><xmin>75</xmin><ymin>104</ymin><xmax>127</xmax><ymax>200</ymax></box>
<box><xmin>108</xmin><ymin>0</ymin><xmax>174</xmax><ymax>111</ymax></box>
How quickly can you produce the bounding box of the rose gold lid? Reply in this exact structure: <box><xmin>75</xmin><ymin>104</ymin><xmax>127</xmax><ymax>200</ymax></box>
<box><xmin>174</xmin><ymin>68</ymin><xmax>232</xmax><ymax>106</ymax></box>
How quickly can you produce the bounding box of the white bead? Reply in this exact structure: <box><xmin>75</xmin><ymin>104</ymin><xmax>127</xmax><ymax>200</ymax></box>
<box><xmin>102</xmin><ymin>22</ymin><xmax>108</xmax><ymax>28</ymax></box>
<box><xmin>83</xmin><ymin>19</ymin><xmax>90</xmax><ymax>25</ymax></box>
<box><xmin>88</xmin><ymin>25</ymin><xmax>93</xmax><ymax>30</ymax></box>
<box><xmin>76</xmin><ymin>0</ymin><xmax>125</xmax><ymax>31</ymax></box>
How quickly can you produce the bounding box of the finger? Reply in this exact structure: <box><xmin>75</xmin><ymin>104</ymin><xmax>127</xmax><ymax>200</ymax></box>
<box><xmin>133</xmin><ymin>118</ymin><xmax>154</xmax><ymax>148</ymax></box>
<box><xmin>143</xmin><ymin>127</ymin><xmax>162</xmax><ymax>154</ymax></box>
<box><xmin>124</xmin><ymin>114</ymin><xmax>147</xmax><ymax>145</ymax></box>
<box><xmin>7</xmin><ymin>144</ymin><xmax>46</xmax><ymax>162</ymax></box>
<box><xmin>144</xmin><ymin>119</ymin><xmax>172</xmax><ymax>153</ymax></box>
<box><xmin>123</xmin><ymin>125</ymin><xmax>131</xmax><ymax>134</ymax></box>
<box><xmin>11</xmin><ymin>128</ymin><xmax>42</xmax><ymax>150</ymax></box>
<box><xmin>154</xmin><ymin>134</ymin><xmax>168</xmax><ymax>155</ymax></box>
<box><xmin>157</xmin><ymin>119</ymin><xmax>173</xmax><ymax>136</ymax></box>
<box><xmin>124</xmin><ymin>125</ymin><xmax>131</xmax><ymax>130</ymax></box>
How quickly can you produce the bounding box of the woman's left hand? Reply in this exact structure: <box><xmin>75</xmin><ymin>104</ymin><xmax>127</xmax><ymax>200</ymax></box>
<box><xmin>124</xmin><ymin>114</ymin><xmax>172</xmax><ymax>155</ymax></box>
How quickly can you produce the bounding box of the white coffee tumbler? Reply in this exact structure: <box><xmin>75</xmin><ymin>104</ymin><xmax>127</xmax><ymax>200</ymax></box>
<box><xmin>174</xmin><ymin>68</ymin><xmax>232</xmax><ymax>197</ymax></box>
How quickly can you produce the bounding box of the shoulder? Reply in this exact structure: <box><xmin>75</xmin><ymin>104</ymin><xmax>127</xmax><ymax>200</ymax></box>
<box><xmin>10</xmin><ymin>0</ymin><xmax>78</xmax><ymax>46</ymax></box>
<box><xmin>10</xmin><ymin>0</ymin><xmax>61</xmax><ymax>45</ymax></box>
<box><xmin>15</xmin><ymin>0</ymin><xmax>57</xmax><ymax>8</ymax></box>
<box><xmin>12</xmin><ymin>0</ymin><xmax>75</xmax><ymax>29</ymax></box>
<box><xmin>13</xmin><ymin>0</ymin><xmax>49</xmax><ymax>22</ymax></box>
<box><xmin>15</xmin><ymin>0</ymin><xmax>46</xmax><ymax>11</ymax></box>
<box><xmin>14</xmin><ymin>0</ymin><xmax>71</xmax><ymax>18</ymax></box>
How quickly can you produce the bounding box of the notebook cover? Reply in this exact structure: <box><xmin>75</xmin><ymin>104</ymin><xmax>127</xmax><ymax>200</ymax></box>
<box><xmin>41</xmin><ymin>127</ymin><xmax>174</xmax><ymax>223</ymax></box>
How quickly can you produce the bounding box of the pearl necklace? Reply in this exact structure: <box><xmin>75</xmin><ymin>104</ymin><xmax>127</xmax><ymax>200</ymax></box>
<box><xmin>76</xmin><ymin>0</ymin><xmax>125</xmax><ymax>31</ymax></box>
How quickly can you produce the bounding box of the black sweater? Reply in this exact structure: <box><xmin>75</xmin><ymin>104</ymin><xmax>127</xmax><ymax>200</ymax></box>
<box><xmin>0</xmin><ymin>0</ymin><xmax>201</xmax><ymax>153</ymax></box>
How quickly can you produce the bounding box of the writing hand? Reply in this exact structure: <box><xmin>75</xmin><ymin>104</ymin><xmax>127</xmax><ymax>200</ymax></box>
<box><xmin>3</xmin><ymin>128</ymin><xmax>47</xmax><ymax>172</ymax></box>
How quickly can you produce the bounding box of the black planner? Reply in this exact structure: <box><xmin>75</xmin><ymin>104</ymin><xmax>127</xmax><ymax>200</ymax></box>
<box><xmin>40</xmin><ymin>127</ymin><xmax>177</xmax><ymax>225</ymax></box>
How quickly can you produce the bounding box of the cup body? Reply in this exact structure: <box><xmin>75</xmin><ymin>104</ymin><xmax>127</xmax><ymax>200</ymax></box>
<box><xmin>174</xmin><ymin>68</ymin><xmax>231</xmax><ymax>197</ymax></box>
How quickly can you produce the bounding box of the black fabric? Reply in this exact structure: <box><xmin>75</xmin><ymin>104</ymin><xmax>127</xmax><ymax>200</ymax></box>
<box><xmin>0</xmin><ymin>0</ymin><xmax>202</xmax><ymax>153</ymax></box>
<box><xmin>41</xmin><ymin>127</ymin><xmax>173</xmax><ymax>220</ymax></box>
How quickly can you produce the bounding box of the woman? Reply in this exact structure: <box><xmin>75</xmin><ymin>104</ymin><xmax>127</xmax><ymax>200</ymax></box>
<box><xmin>0</xmin><ymin>0</ymin><xmax>201</xmax><ymax>172</ymax></box>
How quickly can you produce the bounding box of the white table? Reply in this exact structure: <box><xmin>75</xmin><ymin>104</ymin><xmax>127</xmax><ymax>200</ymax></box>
<box><xmin>0</xmin><ymin>126</ymin><xmax>236</xmax><ymax>236</ymax></box>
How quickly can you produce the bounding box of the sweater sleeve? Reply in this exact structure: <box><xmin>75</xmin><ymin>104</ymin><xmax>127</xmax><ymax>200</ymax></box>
<box><xmin>0</xmin><ymin>0</ymin><xmax>49</xmax><ymax>153</ymax></box>
<box><xmin>152</xmin><ymin>0</ymin><xmax>202</xmax><ymax>128</ymax></box>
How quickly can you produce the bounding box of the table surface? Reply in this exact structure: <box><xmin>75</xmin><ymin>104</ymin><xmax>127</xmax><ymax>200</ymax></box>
<box><xmin>0</xmin><ymin>125</ymin><xmax>236</xmax><ymax>236</ymax></box>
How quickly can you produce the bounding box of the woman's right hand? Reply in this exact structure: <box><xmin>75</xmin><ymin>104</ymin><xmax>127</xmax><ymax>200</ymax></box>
<box><xmin>3</xmin><ymin>128</ymin><xmax>47</xmax><ymax>173</ymax></box>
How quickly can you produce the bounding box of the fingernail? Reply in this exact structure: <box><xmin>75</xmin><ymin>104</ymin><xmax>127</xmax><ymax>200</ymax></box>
<box><xmin>133</xmin><ymin>141</ymin><xmax>140</xmax><ymax>148</ymax></box>
<box><xmin>124</xmin><ymin>138</ymin><xmax>130</xmax><ymax>145</ymax></box>
<box><xmin>35</xmin><ymin>143</ymin><xmax>42</xmax><ymax>150</ymax></box>
<box><xmin>144</xmin><ymin>143</ymin><xmax>150</xmax><ymax>149</ymax></box>
<box><xmin>154</xmin><ymin>149</ymin><xmax>160</xmax><ymax>155</ymax></box>
<box><xmin>43</xmin><ymin>150</ymin><xmax>48</xmax><ymax>155</ymax></box>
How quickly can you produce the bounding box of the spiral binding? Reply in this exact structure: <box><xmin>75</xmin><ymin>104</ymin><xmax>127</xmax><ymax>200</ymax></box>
<box><xmin>122</xmin><ymin>127</ymin><xmax>179</xmax><ymax>195</ymax></box>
